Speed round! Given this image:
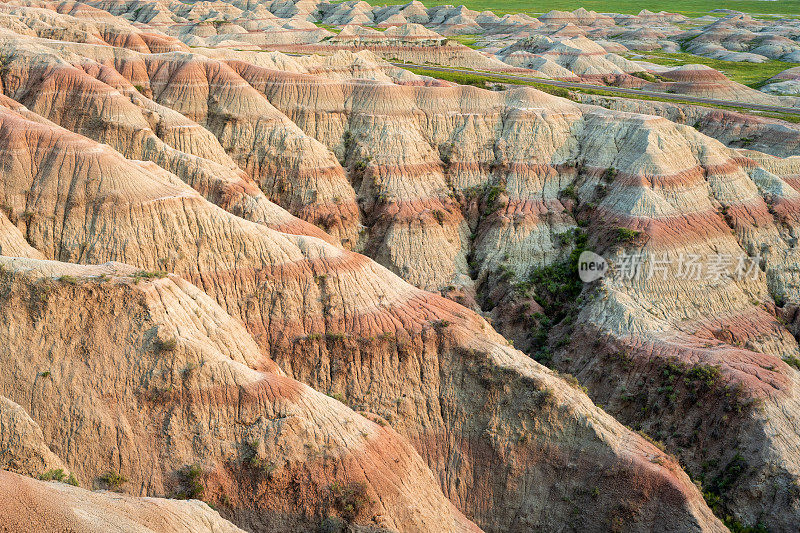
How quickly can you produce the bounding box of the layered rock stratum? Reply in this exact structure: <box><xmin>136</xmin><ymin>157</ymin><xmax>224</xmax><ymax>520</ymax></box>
<box><xmin>0</xmin><ymin>1</ymin><xmax>799</xmax><ymax>532</ymax></box>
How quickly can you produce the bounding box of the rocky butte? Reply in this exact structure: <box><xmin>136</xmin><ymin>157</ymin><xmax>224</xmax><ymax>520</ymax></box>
<box><xmin>0</xmin><ymin>0</ymin><xmax>798</xmax><ymax>532</ymax></box>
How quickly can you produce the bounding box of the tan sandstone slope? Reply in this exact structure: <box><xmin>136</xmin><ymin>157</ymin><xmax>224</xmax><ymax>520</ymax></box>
<box><xmin>0</xmin><ymin>256</ymin><xmax>478</xmax><ymax>532</ymax></box>
<box><xmin>2</xmin><ymin>0</ymin><xmax>799</xmax><ymax>531</ymax></box>
<box><xmin>0</xmin><ymin>471</ymin><xmax>246</xmax><ymax>533</ymax></box>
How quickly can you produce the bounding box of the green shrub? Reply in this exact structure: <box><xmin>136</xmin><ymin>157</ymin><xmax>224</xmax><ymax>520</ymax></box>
<box><xmin>244</xmin><ymin>439</ymin><xmax>276</xmax><ymax>476</ymax></box>
<box><xmin>498</xmin><ymin>264</ymin><xmax>514</xmax><ymax>282</ymax></box>
<box><xmin>699</xmin><ymin>452</ymin><xmax>761</xmax><ymax>531</ymax></box>
<box><xmin>636</xmin><ymin>430</ymin><xmax>667</xmax><ymax>452</ymax></box>
<box><xmin>328</xmin><ymin>392</ymin><xmax>346</xmax><ymax>403</ymax></box>
<box><xmin>519</xmin><ymin>228</ymin><xmax>588</xmax><ymax>363</ymax></box>
<box><xmin>318</xmin><ymin>517</ymin><xmax>346</xmax><ymax>533</ymax></box>
<box><xmin>155</xmin><ymin>337</ymin><xmax>177</xmax><ymax>352</ymax></box>
<box><xmin>177</xmin><ymin>464</ymin><xmax>204</xmax><ymax>500</ymax></box>
<box><xmin>39</xmin><ymin>469</ymin><xmax>66</xmax><ymax>482</ymax></box>
<box><xmin>99</xmin><ymin>471</ymin><xmax>127</xmax><ymax>491</ymax></box>
<box><xmin>616</xmin><ymin>227</ymin><xmax>641</xmax><ymax>242</ymax></box>
<box><xmin>631</xmin><ymin>71</ymin><xmax>658</xmax><ymax>82</ymax></box>
<box><xmin>342</xmin><ymin>130</ymin><xmax>355</xmax><ymax>154</ymax></box>
<box><xmin>785</xmin><ymin>356</ymin><xmax>800</xmax><ymax>370</ymax></box>
<box><xmin>132</xmin><ymin>270</ymin><xmax>167</xmax><ymax>283</ymax></box>
<box><xmin>769</xmin><ymin>287</ymin><xmax>786</xmax><ymax>307</ymax></box>
<box><xmin>685</xmin><ymin>364</ymin><xmax>722</xmax><ymax>388</ymax></box>
<box><xmin>484</xmin><ymin>183</ymin><xmax>506</xmax><ymax>214</ymax></box>
<box><xmin>539</xmin><ymin>85</ymin><xmax>570</xmax><ymax>98</ymax></box>
<box><xmin>327</xmin><ymin>481</ymin><xmax>371</xmax><ymax>522</ymax></box>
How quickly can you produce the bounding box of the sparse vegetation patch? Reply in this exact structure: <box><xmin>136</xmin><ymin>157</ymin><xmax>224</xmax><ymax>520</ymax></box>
<box><xmin>99</xmin><ymin>471</ymin><xmax>127</xmax><ymax>491</ymax></box>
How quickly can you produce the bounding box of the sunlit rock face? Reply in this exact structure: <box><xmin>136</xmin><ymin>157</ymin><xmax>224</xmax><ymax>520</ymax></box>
<box><xmin>0</xmin><ymin>0</ymin><xmax>798</xmax><ymax>531</ymax></box>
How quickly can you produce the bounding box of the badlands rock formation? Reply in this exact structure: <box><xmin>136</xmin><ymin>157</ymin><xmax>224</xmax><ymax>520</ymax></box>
<box><xmin>680</xmin><ymin>14</ymin><xmax>800</xmax><ymax>63</ymax></box>
<box><xmin>497</xmin><ymin>34</ymin><xmax>643</xmax><ymax>82</ymax></box>
<box><xmin>24</xmin><ymin>0</ymin><xmax>796</xmax><ymax>107</ymax></box>
<box><xmin>0</xmin><ymin>87</ymin><xmax>723</xmax><ymax>529</ymax></box>
<box><xmin>574</xmin><ymin>92</ymin><xmax>800</xmax><ymax>158</ymax></box>
<box><xmin>272</xmin><ymin>22</ymin><xmax>523</xmax><ymax>73</ymax></box>
<box><xmin>0</xmin><ymin>471</ymin><xmax>246</xmax><ymax>533</ymax></box>
<box><xmin>0</xmin><ymin>0</ymin><xmax>799</xmax><ymax>532</ymax></box>
<box><xmin>761</xmin><ymin>67</ymin><xmax>800</xmax><ymax>96</ymax></box>
<box><xmin>0</xmin><ymin>3</ymin><xmax>731</xmax><ymax>532</ymax></box>
<box><xmin>0</xmin><ymin>256</ymin><xmax>478</xmax><ymax>532</ymax></box>
<box><xmin>641</xmin><ymin>64</ymin><xmax>800</xmax><ymax>108</ymax></box>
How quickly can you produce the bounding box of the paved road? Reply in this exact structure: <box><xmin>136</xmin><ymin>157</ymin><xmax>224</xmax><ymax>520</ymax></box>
<box><xmin>392</xmin><ymin>63</ymin><xmax>800</xmax><ymax>117</ymax></box>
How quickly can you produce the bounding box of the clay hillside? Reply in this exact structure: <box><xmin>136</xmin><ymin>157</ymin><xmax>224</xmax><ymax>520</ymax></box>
<box><xmin>0</xmin><ymin>0</ymin><xmax>798</xmax><ymax>532</ymax></box>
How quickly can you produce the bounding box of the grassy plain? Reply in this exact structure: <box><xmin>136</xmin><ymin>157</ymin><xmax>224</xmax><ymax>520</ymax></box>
<box><xmin>352</xmin><ymin>0</ymin><xmax>800</xmax><ymax>16</ymax></box>
<box><xmin>450</xmin><ymin>34</ymin><xmax>482</xmax><ymax>48</ymax></box>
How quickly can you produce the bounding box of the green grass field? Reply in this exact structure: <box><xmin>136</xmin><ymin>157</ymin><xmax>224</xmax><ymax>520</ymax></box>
<box><xmin>354</xmin><ymin>0</ymin><xmax>800</xmax><ymax>16</ymax></box>
<box><xmin>316</xmin><ymin>23</ymin><xmax>343</xmax><ymax>33</ymax></box>
<box><xmin>626</xmin><ymin>50</ymin><xmax>800</xmax><ymax>88</ymax></box>
<box><xmin>450</xmin><ymin>34</ymin><xmax>482</xmax><ymax>48</ymax></box>
<box><xmin>406</xmin><ymin>66</ymin><xmax>800</xmax><ymax>122</ymax></box>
